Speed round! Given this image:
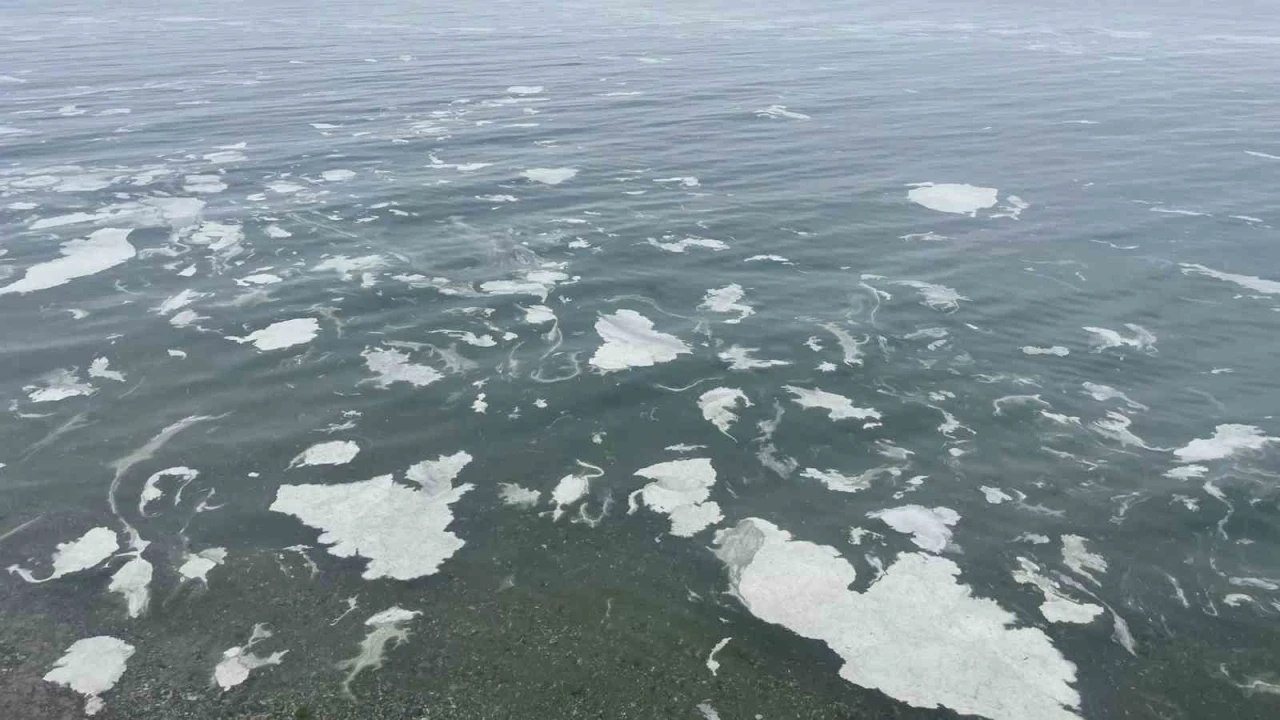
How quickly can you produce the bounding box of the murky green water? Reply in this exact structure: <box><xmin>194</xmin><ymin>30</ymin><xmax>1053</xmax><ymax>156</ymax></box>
<box><xmin>2</xmin><ymin>2</ymin><xmax>1280</xmax><ymax>718</ymax></box>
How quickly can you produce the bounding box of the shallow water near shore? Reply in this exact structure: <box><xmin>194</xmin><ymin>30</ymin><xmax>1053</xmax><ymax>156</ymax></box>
<box><xmin>2</xmin><ymin>1</ymin><xmax>1280</xmax><ymax>718</ymax></box>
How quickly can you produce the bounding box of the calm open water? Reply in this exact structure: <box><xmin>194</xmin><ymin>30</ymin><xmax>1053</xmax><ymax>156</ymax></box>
<box><xmin>2</xmin><ymin>1</ymin><xmax>1280</xmax><ymax>718</ymax></box>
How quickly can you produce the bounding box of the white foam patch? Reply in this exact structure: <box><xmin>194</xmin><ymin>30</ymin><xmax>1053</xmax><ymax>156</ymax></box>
<box><xmin>744</xmin><ymin>254</ymin><xmax>793</xmax><ymax>264</ymax></box>
<box><xmin>406</xmin><ymin>451</ymin><xmax>473</xmax><ymax>495</ymax></box>
<box><xmin>499</xmin><ymin>483</ymin><xmax>541</xmax><ymax>508</ymax></box>
<box><xmin>821</xmin><ymin>323</ymin><xmax>869</xmax><ymax>367</ymax></box>
<box><xmin>170</xmin><ymin>309</ymin><xmax>203</xmax><ymax>328</ymax></box>
<box><xmin>339</xmin><ymin>607</ymin><xmax>420</xmax><ymax>696</ymax></box>
<box><xmin>1179</xmin><ymin>262</ymin><xmax>1280</xmax><ymax>293</ymax></box>
<box><xmin>0</xmin><ymin>228</ymin><xmax>134</xmax><ymax>295</ymax></box>
<box><xmin>550</xmin><ymin>470</ymin><xmax>592</xmax><ymax>520</ymax></box>
<box><xmin>522</xmin><ymin>304</ymin><xmax>556</xmax><ymax>324</ymax></box>
<box><xmin>7</xmin><ymin>526</ymin><xmax>118</xmax><ymax>583</ymax></box>
<box><xmin>1022</xmin><ymin>346</ymin><xmax>1069</xmax><ymax>357</ymax></box>
<box><xmin>109</xmin><ymin>556</ymin><xmax>153</xmax><ymax>618</ymax></box>
<box><xmin>271</xmin><ymin>473</ymin><xmax>472</xmax><ymax>580</ymax></box>
<box><xmin>1164</xmin><ymin>464</ymin><xmax>1207</xmax><ymax>480</ymax></box>
<box><xmin>267</xmin><ymin>180</ymin><xmax>306</xmax><ymax>194</ymax></box>
<box><xmin>706</xmin><ymin>637</ymin><xmax>731</xmax><ymax>676</ymax></box>
<box><xmin>800</xmin><ymin>468</ymin><xmax>871</xmax><ymax>493</ymax></box>
<box><xmin>755</xmin><ymin>105</ymin><xmax>811</xmax><ymax>120</ymax></box>
<box><xmin>1091</xmin><ymin>411</ymin><xmax>1152</xmax><ymax>449</ymax></box>
<box><xmin>55</xmin><ymin>173</ymin><xmax>118</xmax><ymax>193</ymax></box>
<box><xmin>230</xmin><ymin>318</ymin><xmax>319</xmax><ymax>351</ymax></box>
<box><xmin>265</xmin><ymin>224</ymin><xmax>292</xmax><ymax>239</ymax></box>
<box><xmin>214</xmin><ymin>623</ymin><xmax>286</xmax><ymax>691</ymax></box>
<box><xmin>698</xmin><ymin>387</ymin><xmax>751</xmax><ymax>438</ymax></box>
<box><xmin>203</xmin><ymin>150</ymin><xmax>246</xmax><ymax>164</ymax></box>
<box><xmin>312</xmin><ymin>254</ymin><xmax>386</xmax><ymax>281</ymax></box>
<box><xmin>646</xmin><ymin>236</ymin><xmax>728</xmax><ymax>253</ymax></box>
<box><xmin>1246</xmin><ymin>150</ymin><xmax>1280</xmax><ymax>160</ymax></box>
<box><xmin>190</xmin><ymin>222</ymin><xmax>245</xmax><ymax>263</ymax></box>
<box><xmin>178</xmin><ymin>547</ymin><xmax>227</xmax><ymax>583</ymax></box>
<box><xmin>990</xmin><ymin>195</ymin><xmax>1030</xmax><ymax>220</ymax></box>
<box><xmin>184</xmin><ymin>174</ymin><xmax>226</xmax><ymax>193</ymax></box>
<box><xmin>1083</xmin><ymin>324</ymin><xmax>1156</xmax><ymax>353</ymax></box>
<box><xmin>1013</xmin><ymin>557</ymin><xmax>1104</xmax><ymax>624</ymax></box>
<box><xmin>980</xmin><ymin>486</ymin><xmax>1014</xmax><ymax>504</ymax></box>
<box><xmin>431</xmin><ymin>329</ymin><xmax>496</xmax><ymax>347</ymax></box>
<box><xmin>891</xmin><ymin>280</ymin><xmax>967</xmax><ymax>311</ymax></box>
<box><xmin>868</xmin><ymin>506</ymin><xmax>959</xmax><ymax>552</ymax></box>
<box><xmin>155</xmin><ymin>288</ymin><xmax>207</xmax><ymax>315</ymax></box>
<box><xmin>237</xmin><ymin>273</ymin><xmax>282</xmax><ymax>286</ymax></box>
<box><xmin>699</xmin><ymin>284</ymin><xmax>754</xmax><ymax>324</ymax></box>
<box><xmin>719</xmin><ymin>345</ymin><xmax>790</xmax><ymax>370</ymax></box>
<box><xmin>44</xmin><ymin>636</ymin><xmax>135</xmax><ymax>716</ymax></box>
<box><xmin>88</xmin><ymin>357</ymin><xmax>125</xmax><ymax>383</ymax></box>
<box><xmin>589</xmin><ymin>310</ymin><xmax>691</xmax><ymax>372</ymax></box>
<box><xmin>1081</xmin><ymin>382</ymin><xmax>1146</xmax><ymax>410</ymax></box>
<box><xmin>1062</xmin><ymin>535</ymin><xmax>1107</xmax><ymax>585</ymax></box>
<box><xmin>480</xmin><ymin>266</ymin><xmax>570</xmax><ymax>301</ymax></box>
<box><xmin>138</xmin><ymin>466</ymin><xmax>199</xmax><ymax>516</ymax></box>
<box><xmin>630</xmin><ymin>458</ymin><xmax>722</xmax><ymax>536</ymax></box>
<box><xmin>714</xmin><ymin>519</ymin><xmax>1081</xmax><ymax>720</ymax></box>
<box><xmin>522</xmin><ymin>168</ymin><xmax>577</xmax><ymax>185</ymax></box>
<box><xmin>1174</xmin><ymin>424</ymin><xmax>1275</xmax><ymax>463</ymax></box>
<box><xmin>907</xmin><ymin>183</ymin><xmax>999</xmax><ymax>216</ymax></box>
<box><xmin>290</xmin><ymin>440</ymin><xmax>360</xmax><ymax>468</ymax></box>
<box><xmin>361</xmin><ymin>347</ymin><xmax>443</xmax><ymax>388</ymax></box>
<box><xmin>506</xmin><ymin>85</ymin><xmax>544</xmax><ymax>94</ymax></box>
<box><xmin>785</xmin><ymin>386</ymin><xmax>880</xmax><ymax>425</ymax></box>
<box><xmin>25</xmin><ymin>368</ymin><xmax>96</xmax><ymax>403</ymax></box>
<box><xmin>321</xmin><ymin>169</ymin><xmax>356</xmax><ymax>182</ymax></box>
<box><xmin>654</xmin><ymin>176</ymin><xmax>700</xmax><ymax>187</ymax></box>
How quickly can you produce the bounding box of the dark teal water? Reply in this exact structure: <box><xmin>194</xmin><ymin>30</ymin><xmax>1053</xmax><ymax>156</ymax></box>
<box><xmin>2</xmin><ymin>2</ymin><xmax>1279</xmax><ymax>718</ymax></box>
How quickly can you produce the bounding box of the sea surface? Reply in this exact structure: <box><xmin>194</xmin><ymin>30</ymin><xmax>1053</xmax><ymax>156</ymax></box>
<box><xmin>2</xmin><ymin>1</ymin><xmax>1280</xmax><ymax>718</ymax></box>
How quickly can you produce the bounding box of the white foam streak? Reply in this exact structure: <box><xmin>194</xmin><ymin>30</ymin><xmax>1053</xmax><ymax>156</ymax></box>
<box><xmin>719</xmin><ymin>345</ymin><xmax>790</xmax><ymax>370</ymax></box>
<box><xmin>1179</xmin><ymin>263</ymin><xmax>1280</xmax><ymax>295</ymax></box>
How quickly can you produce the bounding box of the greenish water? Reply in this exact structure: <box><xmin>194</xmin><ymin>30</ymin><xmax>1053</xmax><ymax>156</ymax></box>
<box><xmin>2</xmin><ymin>2</ymin><xmax>1279</xmax><ymax>718</ymax></box>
